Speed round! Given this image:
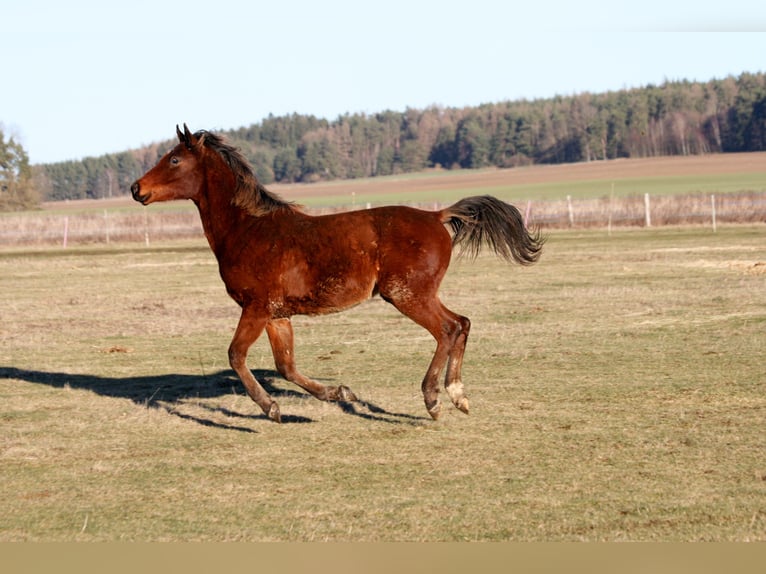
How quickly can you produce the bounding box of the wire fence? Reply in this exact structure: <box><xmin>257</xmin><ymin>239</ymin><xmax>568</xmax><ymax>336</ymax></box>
<box><xmin>1</xmin><ymin>191</ymin><xmax>764</xmax><ymax>247</ymax></box>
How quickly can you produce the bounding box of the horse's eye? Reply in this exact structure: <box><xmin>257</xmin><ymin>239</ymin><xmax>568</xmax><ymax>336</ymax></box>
<box><xmin>170</xmin><ymin>156</ymin><xmax>180</xmax><ymax>165</ymax></box>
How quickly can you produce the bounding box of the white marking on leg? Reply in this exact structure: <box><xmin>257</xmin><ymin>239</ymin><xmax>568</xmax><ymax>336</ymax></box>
<box><xmin>446</xmin><ymin>380</ymin><xmax>469</xmax><ymax>414</ymax></box>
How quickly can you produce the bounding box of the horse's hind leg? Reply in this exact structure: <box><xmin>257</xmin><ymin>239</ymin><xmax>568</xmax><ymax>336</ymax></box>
<box><xmin>387</xmin><ymin>296</ymin><xmax>470</xmax><ymax>419</ymax></box>
<box><xmin>266</xmin><ymin>318</ymin><xmax>357</xmax><ymax>403</ymax></box>
<box><xmin>444</xmin><ymin>315</ymin><xmax>471</xmax><ymax>415</ymax></box>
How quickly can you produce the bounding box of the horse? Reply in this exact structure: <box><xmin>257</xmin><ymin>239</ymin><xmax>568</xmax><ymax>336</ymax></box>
<box><xmin>131</xmin><ymin>124</ymin><xmax>544</xmax><ymax>423</ymax></box>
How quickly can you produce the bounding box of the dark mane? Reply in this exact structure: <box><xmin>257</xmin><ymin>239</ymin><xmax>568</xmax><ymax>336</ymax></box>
<box><xmin>196</xmin><ymin>130</ymin><xmax>296</xmax><ymax>217</ymax></box>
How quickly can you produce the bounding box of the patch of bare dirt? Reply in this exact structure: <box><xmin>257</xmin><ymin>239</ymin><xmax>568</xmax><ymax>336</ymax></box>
<box><xmin>730</xmin><ymin>261</ymin><xmax>766</xmax><ymax>275</ymax></box>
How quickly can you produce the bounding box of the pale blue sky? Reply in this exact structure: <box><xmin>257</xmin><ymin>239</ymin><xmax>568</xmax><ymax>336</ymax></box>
<box><xmin>3</xmin><ymin>0</ymin><xmax>765</xmax><ymax>164</ymax></box>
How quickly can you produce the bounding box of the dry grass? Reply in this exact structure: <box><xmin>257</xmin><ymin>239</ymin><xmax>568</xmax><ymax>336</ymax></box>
<box><xmin>1</xmin><ymin>225</ymin><xmax>765</xmax><ymax>541</ymax></box>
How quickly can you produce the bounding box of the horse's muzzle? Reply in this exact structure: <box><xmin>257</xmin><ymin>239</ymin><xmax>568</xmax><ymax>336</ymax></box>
<box><xmin>131</xmin><ymin>181</ymin><xmax>150</xmax><ymax>204</ymax></box>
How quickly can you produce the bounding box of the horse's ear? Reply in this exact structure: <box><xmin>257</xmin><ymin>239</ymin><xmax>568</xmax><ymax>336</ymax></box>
<box><xmin>182</xmin><ymin>123</ymin><xmax>204</xmax><ymax>149</ymax></box>
<box><xmin>183</xmin><ymin>123</ymin><xmax>195</xmax><ymax>148</ymax></box>
<box><xmin>176</xmin><ymin>124</ymin><xmax>195</xmax><ymax>148</ymax></box>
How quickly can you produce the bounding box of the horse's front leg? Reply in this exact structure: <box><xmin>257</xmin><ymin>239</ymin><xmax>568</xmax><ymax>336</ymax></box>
<box><xmin>266</xmin><ymin>318</ymin><xmax>358</xmax><ymax>403</ymax></box>
<box><xmin>229</xmin><ymin>307</ymin><xmax>281</xmax><ymax>422</ymax></box>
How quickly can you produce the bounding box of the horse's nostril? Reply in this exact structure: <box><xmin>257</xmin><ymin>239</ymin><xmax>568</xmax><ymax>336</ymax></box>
<box><xmin>130</xmin><ymin>182</ymin><xmax>140</xmax><ymax>197</ymax></box>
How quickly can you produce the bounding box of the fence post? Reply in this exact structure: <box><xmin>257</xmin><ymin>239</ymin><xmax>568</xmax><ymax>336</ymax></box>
<box><xmin>567</xmin><ymin>195</ymin><xmax>574</xmax><ymax>227</ymax></box>
<box><xmin>711</xmin><ymin>194</ymin><xmax>717</xmax><ymax>233</ymax></box>
<box><xmin>104</xmin><ymin>209</ymin><xmax>110</xmax><ymax>244</ymax></box>
<box><xmin>524</xmin><ymin>200</ymin><xmax>532</xmax><ymax>229</ymax></box>
<box><xmin>644</xmin><ymin>193</ymin><xmax>651</xmax><ymax>227</ymax></box>
<box><xmin>143</xmin><ymin>209</ymin><xmax>150</xmax><ymax>247</ymax></box>
<box><xmin>62</xmin><ymin>216</ymin><xmax>69</xmax><ymax>248</ymax></box>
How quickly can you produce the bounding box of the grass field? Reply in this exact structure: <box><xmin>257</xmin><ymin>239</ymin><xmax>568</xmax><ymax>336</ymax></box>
<box><xmin>290</xmin><ymin>170</ymin><xmax>766</xmax><ymax>207</ymax></box>
<box><xmin>1</xmin><ymin>223</ymin><xmax>764</xmax><ymax>541</ymax></box>
<box><xmin>27</xmin><ymin>151</ymin><xmax>766</xmax><ymax>213</ymax></box>
<box><xmin>209</xmin><ymin>151</ymin><xmax>766</xmax><ymax>207</ymax></box>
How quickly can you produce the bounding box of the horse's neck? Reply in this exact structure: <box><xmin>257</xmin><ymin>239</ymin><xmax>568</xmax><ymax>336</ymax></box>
<box><xmin>194</xmin><ymin>186</ymin><xmax>249</xmax><ymax>258</ymax></box>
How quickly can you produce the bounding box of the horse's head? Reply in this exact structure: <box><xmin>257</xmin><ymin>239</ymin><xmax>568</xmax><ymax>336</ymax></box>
<box><xmin>131</xmin><ymin>124</ymin><xmax>209</xmax><ymax>205</ymax></box>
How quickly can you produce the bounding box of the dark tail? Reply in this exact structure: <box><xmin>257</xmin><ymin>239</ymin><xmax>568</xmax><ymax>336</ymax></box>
<box><xmin>441</xmin><ymin>195</ymin><xmax>545</xmax><ymax>265</ymax></box>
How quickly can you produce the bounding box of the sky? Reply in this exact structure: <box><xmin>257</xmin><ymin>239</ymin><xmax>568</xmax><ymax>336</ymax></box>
<box><xmin>3</xmin><ymin>0</ymin><xmax>766</xmax><ymax>165</ymax></box>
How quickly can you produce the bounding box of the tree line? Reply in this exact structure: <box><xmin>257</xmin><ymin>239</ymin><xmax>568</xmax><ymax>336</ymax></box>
<box><xmin>14</xmin><ymin>71</ymin><xmax>766</xmax><ymax>205</ymax></box>
<box><xmin>0</xmin><ymin>128</ymin><xmax>37</xmax><ymax>210</ymax></box>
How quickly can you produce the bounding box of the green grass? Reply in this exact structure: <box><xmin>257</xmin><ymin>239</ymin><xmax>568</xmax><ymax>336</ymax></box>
<box><xmin>1</xmin><ymin>226</ymin><xmax>765</xmax><ymax>541</ymax></box>
<box><xmin>297</xmin><ymin>171</ymin><xmax>766</xmax><ymax>207</ymax></box>
<box><xmin>496</xmin><ymin>171</ymin><xmax>766</xmax><ymax>201</ymax></box>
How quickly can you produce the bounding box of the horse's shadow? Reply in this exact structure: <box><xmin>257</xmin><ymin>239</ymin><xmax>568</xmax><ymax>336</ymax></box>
<box><xmin>0</xmin><ymin>366</ymin><xmax>425</xmax><ymax>432</ymax></box>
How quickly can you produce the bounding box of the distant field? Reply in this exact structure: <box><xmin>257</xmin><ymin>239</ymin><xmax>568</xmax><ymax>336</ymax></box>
<box><xmin>35</xmin><ymin>151</ymin><xmax>766</xmax><ymax>213</ymax></box>
<box><xmin>283</xmin><ymin>152</ymin><xmax>766</xmax><ymax>207</ymax></box>
<box><xmin>1</xmin><ymin>226</ymin><xmax>764</xmax><ymax>541</ymax></box>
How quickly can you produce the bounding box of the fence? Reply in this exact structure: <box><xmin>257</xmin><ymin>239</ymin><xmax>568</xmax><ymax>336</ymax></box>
<box><xmin>523</xmin><ymin>190</ymin><xmax>766</xmax><ymax>230</ymax></box>
<box><xmin>1</xmin><ymin>209</ymin><xmax>203</xmax><ymax>247</ymax></box>
<box><xmin>1</xmin><ymin>191</ymin><xmax>764</xmax><ymax>247</ymax></box>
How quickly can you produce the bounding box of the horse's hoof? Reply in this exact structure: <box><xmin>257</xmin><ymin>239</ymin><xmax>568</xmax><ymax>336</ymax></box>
<box><xmin>338</xmin><ymin>385</ymin><xmax>358</xmax><ymax>402</ymax></box>
<box><xmin>446</xmin><ymin>382</ymin><xmax>469</xmax><ymax>414</ymax></box>
<box><xmin>267</xmin><ymin>402</ymin><xmax>282</xmax><ymax>423</ymax></box>
<box><xmin>427</xmin><ymin>401</ymin><xmax>442</xmax><ymax>420</ymax></box>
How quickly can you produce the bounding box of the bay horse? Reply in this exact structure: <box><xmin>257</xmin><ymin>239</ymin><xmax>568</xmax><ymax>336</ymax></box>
<box><xmin>131</xmin><ymin>125</ymin><xmax>544</xmax><ymax>423</ymax></box>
